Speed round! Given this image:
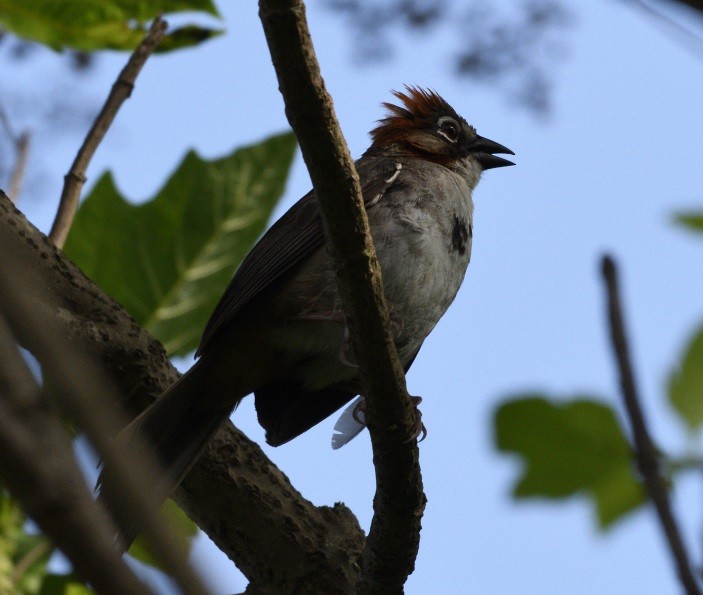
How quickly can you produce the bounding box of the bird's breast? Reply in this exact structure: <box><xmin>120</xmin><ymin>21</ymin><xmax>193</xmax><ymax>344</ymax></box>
<box><xmin>371</xmin><ymin>171</ymin><xmax>474</xmax><ymax>361</ymax></box>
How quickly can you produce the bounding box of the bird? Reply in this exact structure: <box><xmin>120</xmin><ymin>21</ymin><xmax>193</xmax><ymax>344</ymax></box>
<box><xmin>109</xmin><ymin>86</ymin><xmax>514</xmax><ymax>506</ymax></box>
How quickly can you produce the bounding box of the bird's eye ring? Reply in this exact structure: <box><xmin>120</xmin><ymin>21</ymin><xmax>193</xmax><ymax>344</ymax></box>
<box><xmin>437</xmin><ymin>117</ymin><xmax>460</xmax><ymax>143</ymax></box>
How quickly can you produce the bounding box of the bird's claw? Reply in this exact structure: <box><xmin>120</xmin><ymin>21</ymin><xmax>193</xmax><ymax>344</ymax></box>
<box><xmin>405</xmin><ymin>395</ymin><xmax>427</xmax><ymax>443</ymax></box>
<box><xmin>354</xmin><ymin>396</ymin><xmax>426</xmax><ymax>442</ymax></box>
<box><xmin>352</xmin><ymin>398</ymin><xmax>366</xmax><ymax>425</ymax></box>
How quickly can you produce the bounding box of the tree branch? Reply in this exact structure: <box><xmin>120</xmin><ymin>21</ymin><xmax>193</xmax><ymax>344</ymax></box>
<box><xmin>667</xmin><ymin>0</ymin><xmax>703</xmax><ymax>13</ymax></box>
<box><xmin>601</xmin><ymin>255</ymin><xmax>701</xmax><ymax>595</ymax></box>
<box><xmin>259</xmin><ymin>1</ymin><xmax>425</xmax><ymax>591</ymax></box>
<box><xmin>0</xmin><ymin>103</ymin><xmax>31</xmax><ymax>203</ymax></box>
<box><xmin>1</xmin><ymin>190</ymin><xmax>365</xmax><ymax>591</ymax></box>
<box><xmin>621</xmin><ymin>0</ymin><xmax>703</xmax><ymax>61</ymax></box>
<box><xmin>49</xmin><ymin>16</ymin><xmax>167</xmax><ymax>248</ymax></box>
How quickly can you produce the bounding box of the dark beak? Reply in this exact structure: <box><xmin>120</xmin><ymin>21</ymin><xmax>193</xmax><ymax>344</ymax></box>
<box><xmin>470</xmin><ymin>135</ymin><xmax>515</xmax><ymax>170</ymax></box>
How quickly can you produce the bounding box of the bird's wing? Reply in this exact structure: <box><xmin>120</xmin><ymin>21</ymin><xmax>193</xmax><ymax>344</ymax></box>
<box><xmin>196</xmin><ymin>156</ymin><xmax>402</xmax><ymax>357</ymax></box>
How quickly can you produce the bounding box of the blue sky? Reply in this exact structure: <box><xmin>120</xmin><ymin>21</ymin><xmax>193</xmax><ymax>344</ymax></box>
<box><xmin>6</xmin><ymin>0</ymin><xmax>703</xmax><ymax>593</ymax></box>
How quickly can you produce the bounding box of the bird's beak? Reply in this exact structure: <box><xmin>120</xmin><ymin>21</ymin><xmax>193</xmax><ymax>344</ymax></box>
<box><xmin>470</xmin><ymin>135</ymin><xmax>515</xmax><ymax>170</ymax></box>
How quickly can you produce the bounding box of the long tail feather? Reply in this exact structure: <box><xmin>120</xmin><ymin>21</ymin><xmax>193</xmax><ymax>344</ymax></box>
<box><xmin>98</xmin><ymin>361</ymin><xmax>240</xmax><ymax>547</ymax></box>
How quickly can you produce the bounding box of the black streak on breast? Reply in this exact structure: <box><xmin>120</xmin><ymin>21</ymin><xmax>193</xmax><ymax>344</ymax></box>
<box><xmin>451</xmin><ymin>215</ymin><xmax>469</xmax><ymax>255</ymax></box>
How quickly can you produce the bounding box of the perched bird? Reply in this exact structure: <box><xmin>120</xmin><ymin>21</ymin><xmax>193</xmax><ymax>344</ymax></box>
<box><xmin>116</xmin><ymin>86</ymin><xmax>513</xmax><ymax>501</ymax></box>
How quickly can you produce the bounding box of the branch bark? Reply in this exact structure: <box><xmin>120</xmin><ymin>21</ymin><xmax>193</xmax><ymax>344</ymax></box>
<box><xmin>601</xmin><ymin>255</ymin><xmax>701</xmax><ymax>595</ymax></box>
<box><xmin>259</xmin><ymin>1</ymin><xmax>425</xmax><ymax>591</ymax></box>
<box><xmin>49</xmin><ymin>17</ymin><xmax>167</xmax><ymax>248</ymax></box>
<box><xmin>1</xmin><ymin>190</ymin><xmax>365</xmax><ymax>591</ymax></box>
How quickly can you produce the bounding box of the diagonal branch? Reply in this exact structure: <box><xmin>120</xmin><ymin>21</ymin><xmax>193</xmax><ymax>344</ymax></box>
<box><xmin>1</xmin><ymin>190</ymin><xmax>365</xmax><ymax>591</ymax></box>
<box><xmin>49</xmin><ymin>16</ymin><xmax>167</xmax><ymax>248</ymax></box>
<box><xmin>259</xmin><ymin>0</ymin><xmax>425</xmax><ymax>591</ymax></box>
<box><xmin>601</xmin><ymin>255</ymin><xmax>701</xmax><ymax>595</ymax></box>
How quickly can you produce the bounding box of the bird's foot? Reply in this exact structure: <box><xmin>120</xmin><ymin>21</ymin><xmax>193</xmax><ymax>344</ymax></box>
<box><xmin>352</xmin><ymin>396</ymin><xmax>426</xmax><ymax>442</ymax></box>
<box><xmin>407</xmin><ymin>396</ymin><xmax>427</xmax><ymax>443</ymax></box>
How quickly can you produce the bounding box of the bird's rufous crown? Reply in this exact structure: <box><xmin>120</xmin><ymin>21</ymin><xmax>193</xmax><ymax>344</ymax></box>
<box><xmin>369</xmin><ymin>86</ymin><xmax>470</xmax><ymax>150</ymax></box>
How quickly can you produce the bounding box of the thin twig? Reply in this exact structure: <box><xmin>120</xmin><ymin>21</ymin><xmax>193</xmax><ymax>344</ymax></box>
<box><xmin>0</xmin><ymin>101</ymin><xmax>15</xmax><ymax>139</ymax></box>
<box><xmin>0</xmin><ymin>103</ymin><xmax>32</xmax><ymax>203</ymax></box>
<box><xmin>601</xmin><ymin>255</ymin><xmax>701</xmax><ymax>595</ymax></box>
<box><xmin>10</xmin><ymin>539</ymin><xmax>52</xmax><ymax>585</ymax></box>
<box><xmin>259</xmin><ymin>0</ymin><xmax>424</xmax><ymax>591</ymax></box>
<box><xmin>7</xmin><ymin>131</ymin><xmax>31</xmax><ymax>202</ymax></box>
<box><xmin>49</xmin><ymin>16</ymin><xmax>167</xmax><ymax>248</ymax></box>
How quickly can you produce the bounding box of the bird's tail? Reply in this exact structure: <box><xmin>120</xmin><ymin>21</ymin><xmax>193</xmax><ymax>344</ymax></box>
<box><xmin>98</xmin><ymin>361</ymin><xmax>238</xmax><ymax>546</ymax></box>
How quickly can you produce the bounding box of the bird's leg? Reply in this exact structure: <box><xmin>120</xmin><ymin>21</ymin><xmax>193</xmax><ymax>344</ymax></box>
<box><xmin>407</xmin><ymin>396</ymin><xmax>427</xmax><ymax>443</ymax></box>
<box><xmin>352</xmin><ymin>396</ymin><xmax>427</xmax><ymax>442</ymax></box>
<box><xmin>294</xmin><ymin>309</ymin><xmax>358</xmax><ymax>368</ymax></box>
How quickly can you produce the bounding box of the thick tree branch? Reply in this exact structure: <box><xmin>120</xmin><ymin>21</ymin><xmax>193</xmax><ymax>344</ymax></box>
<box><xmin>49</xmin><ymin>17</ymin><xmax>167</xmax><ymax>248</ymax></box>
<box><xmin>0</xmin><ymin>190</ymin><xmax>364</xmax><ymax>591</ymax></box>
<box><xmin>259</xmin><ymin>1</ymin><xmax>425</xmax><ymax>591</ymax></box>
<box><xmin>0</xmin><ymin>315</ymin><xmax>152</xmax><ymax>595</ymax></box>
<box><xmin>601</xmin><ymin>255</ymin><xmax>701</xmax><ymax>595</ymax></box>
<box><xmin>175</xmin><ymin>430</ymin><xmax>364</xmax><ymax>593</ymax></box>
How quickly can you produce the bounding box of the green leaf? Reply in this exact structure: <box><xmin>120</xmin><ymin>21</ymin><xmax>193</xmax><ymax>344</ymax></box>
<box><xmin>0</xmin><ymin>0</ymin><xmax>221</xmax><ymax>52</ymax></box>
<box><xmin>494</xmin><ymin>395</ymin><xmax>646</xmax><ymax>528</ymax></box>
<box><xmin>673</xmin><ymin>211</ymin><xmax>703</xmax><ymax>234</ymax></box>
<box><xmin>668</xmin><ymin>325</ymin><xmax>703</xmax><ymax>432</ymax></box>
<box><xmin>154</xmin><ymin>24</ymin><xmax>223</xmax><ymax>53</ymax></box>
<box><xmin>64</xmin><ymin>132</ymin><xmax>297</xmax><ymax>356</ymax></box>
<box><xmin>127</xmin><ymin>499</ymin><xmax>198</xmax><ymax>572</ymax></box>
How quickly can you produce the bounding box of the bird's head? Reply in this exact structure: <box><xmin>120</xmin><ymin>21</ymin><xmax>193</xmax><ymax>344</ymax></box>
<box><xmin>368</xmin><ymin>86</ymin><xmax>514</xmax><ymax>176</ymax></box>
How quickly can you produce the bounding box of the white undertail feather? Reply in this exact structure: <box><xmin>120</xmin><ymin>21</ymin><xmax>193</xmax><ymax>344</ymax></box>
<box><xmin>331</xmin><ymin>396</ymin><xmax>366</xmax><ymax>449</ymax></box>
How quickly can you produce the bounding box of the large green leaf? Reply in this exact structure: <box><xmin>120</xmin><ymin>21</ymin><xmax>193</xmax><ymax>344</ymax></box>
<box><xmin>65</xmin><ymin>132</ymin><xmax>297</xmax><ymax>356</ymax></box>
<box><xmin>668</xmin><ymin>324</ymin><xmax>703</xmax><ymax>432</ymax></box>
<box><xmin>0</xmin><ymin>0</ymin><xmax>221</xmax><ymax>52</ymax></box>
<box><xmin>494</xmin><ymin>395</ymin><xmax>646</xmax><ymax>528</ymax></box>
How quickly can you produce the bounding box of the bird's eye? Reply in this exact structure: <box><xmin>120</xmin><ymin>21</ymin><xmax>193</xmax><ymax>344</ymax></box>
<box><xmin>437</xmin><ymin>117</ymin><xmax>460</xmax><ymax>143</ymax></box>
